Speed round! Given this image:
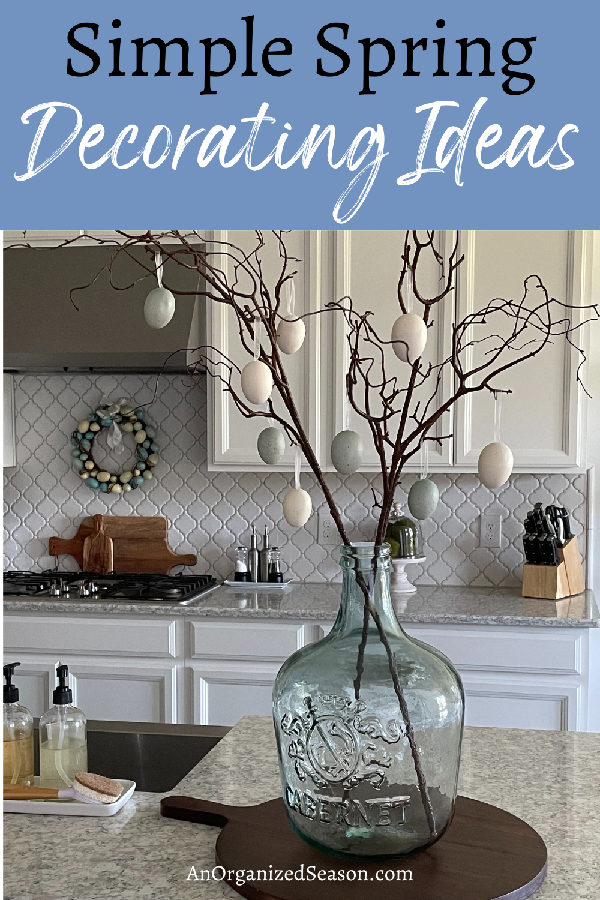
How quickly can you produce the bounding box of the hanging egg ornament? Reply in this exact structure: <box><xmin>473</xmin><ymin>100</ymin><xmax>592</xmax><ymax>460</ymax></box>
<box><xmin>408</xmin><ymin>478</ymin><xmax>440</xmax><ymax>520</ymax></box>
<box><xmin>241</xmin><ymin>360</ymin><xmax>273</xmax><ymax>404</ymax></box>
<box><xmin>478</xmin><ymin>442</ymin><xmax>514</xmax><ymax>489</ymax></box>
<box><xmin>330</xmin><ymin>430</ymin><xmax>364</xmax><ymax>475</ymax></box>
<box><xmin>283</xmin><ymin>488</ymin><xmax>312</xmax><ymax>527</ymax></box>
<box><xmin>144</xmin><ymin>287</ymin><xmax>176</xmax><ymax>329</ymax></box>
<box><xmin>257</xmin><ymin>427</ymin><xmax>286</xmax><ymax>465</ymax></box>
<box><xmin>276</xmin><ymin>316</ymin><xmax>305</xmax><ymax>355</ymax></box>
<box><xmin>391</xmin><ymin>313</ymin><xmax>428</xmax><ymax>363</ymax></box>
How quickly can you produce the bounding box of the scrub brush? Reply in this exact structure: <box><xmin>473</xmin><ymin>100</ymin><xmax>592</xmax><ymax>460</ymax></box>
<box><xmin>4</xmin><ymin>772</ymin><xmax>125</xmax><ymax>804</ymax></box>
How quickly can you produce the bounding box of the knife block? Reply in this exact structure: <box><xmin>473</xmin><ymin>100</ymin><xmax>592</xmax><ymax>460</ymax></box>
<box><xmin>522</xmin><ymin>536</ymin><xmax>585</xmax><ymax>600</ymax></box>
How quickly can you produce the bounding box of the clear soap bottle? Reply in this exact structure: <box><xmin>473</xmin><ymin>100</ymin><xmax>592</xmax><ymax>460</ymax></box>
<box><xmin>39</xmin><ymin>664</ymin><xmax>88</xmax><ymax>789</ymax></box>
<box><xmin>3</xmin><ymin>662</ymin><xmax>34</xmax><ymax>786</ymax></box>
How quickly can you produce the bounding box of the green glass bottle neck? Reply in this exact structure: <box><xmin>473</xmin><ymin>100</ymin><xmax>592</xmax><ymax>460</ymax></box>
<box><xmin>332</xmin><ymin>554</ymin><xmax>404</xmax><ymax>638</ymax></box>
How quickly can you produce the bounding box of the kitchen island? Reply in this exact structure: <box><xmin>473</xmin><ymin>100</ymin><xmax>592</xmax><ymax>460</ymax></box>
<box><xmin>4</xmin><ymin>717</ymin><xmax>600</xmax><ymax>900</ymax></box>
<box><xmin>4</xmin><ymin>584</ymin><xmax>600</xmax><ymax>731</ymax></box>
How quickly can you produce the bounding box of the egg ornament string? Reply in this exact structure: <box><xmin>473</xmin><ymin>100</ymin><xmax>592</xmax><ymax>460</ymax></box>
<box><xmin>144</xmin><ymin>250</ymin><xmax>176</xmax><ymax>329</ymax></box>
<box><xmin>276</xmin><ymin>280</ymin><xmax>305</xmax><ymax>355</ymax></box>
<box><xmin>241</xmin><ymin>318</ymin><xmax>273</xmax><ymax>405</ymax></box>
<box><xmin>408</xmin><ymin>441</ymin><xmax>440</xmax><ymax>520</ymax></box>
<box><xmin>282</xmin><ymin>446</ymin><xmax>312</xmax><ymax>527</ymax></box>
<box><xmin>477</xmin><ymin>392</ymin><xmax>514</xmax><ymax>489</ymax></box>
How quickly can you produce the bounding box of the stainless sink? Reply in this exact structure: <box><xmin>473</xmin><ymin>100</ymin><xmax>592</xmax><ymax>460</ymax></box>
<box><xmin>33</xmin><ymin>720</ymin><xmax>230</xmax><ymax>792</ymax></box>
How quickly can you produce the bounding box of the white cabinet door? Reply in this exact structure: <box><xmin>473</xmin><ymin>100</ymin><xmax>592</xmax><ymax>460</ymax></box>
<box><xmin>455</xmin><ymin>231</ymin><xmax>592</xmax><ymax>470</ymax></box>
<box><xmin>206</xmin><ymin>230</ymin><xmax>324</xmax><ymax>470</ymax></box>
<box><xmin>68</xmin><ymin>658</ymin><xmax>179</xmax><ymax>723</ymax></box>
<box><xmin>330</xmin><ymin>231</ymin><xmax>455</xmax><ymax>471</ymax></box>
<box><xmin>190</xmin><ymin>660</ymin><xmax>282</xmax><ymax>725</ymax></box>
<box><xmin>3</xmin><ymin>374</ymin><xmax>16</xmax><ymax>467</ymax></box>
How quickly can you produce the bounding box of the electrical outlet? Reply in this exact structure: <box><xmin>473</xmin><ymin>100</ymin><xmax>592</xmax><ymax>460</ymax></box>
<box><xmin>480</xmin><ymin>514</ymin><xmax>502</xmax><ymax>548</ymax></box>
<box><xmin>318</xmin><ymin>512</ymin><xmax>338</xmax><ymax>546</ymax></box>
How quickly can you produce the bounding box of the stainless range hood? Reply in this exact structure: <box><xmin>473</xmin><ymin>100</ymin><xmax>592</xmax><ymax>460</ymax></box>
<box><xmin>4</xmin><ymin>244</ymin><xmax>205</xmax><ymax>373</ymax></box>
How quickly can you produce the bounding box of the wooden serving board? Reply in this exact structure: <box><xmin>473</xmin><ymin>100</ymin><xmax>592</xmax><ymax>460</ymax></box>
<box><xmin>49</xmin><ymin>516</ymin><xmax>197</xmax><ymax>574</ymax></box>
<box><xmin>160</xmin><ymin>795</ymin><xmax>547</xmax><ymax>900</ymax></box>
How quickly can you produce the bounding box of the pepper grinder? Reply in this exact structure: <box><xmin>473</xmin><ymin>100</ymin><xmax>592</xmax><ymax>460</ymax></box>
<box><xmin>248</xmin><ymin>528</ymin><xmax>259</xmax><ymax>582</ymax></box>
<box><xmin>259</xmin><ymin>526</ymin><xmax>271</xmax><ymax>583</ymax></box>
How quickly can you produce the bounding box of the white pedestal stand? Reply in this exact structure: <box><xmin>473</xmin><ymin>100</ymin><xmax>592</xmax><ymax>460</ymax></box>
<box><xmin>390</xmin><ymin>557</ymin><xmax>426</xmax><ymax>594</ymax></box>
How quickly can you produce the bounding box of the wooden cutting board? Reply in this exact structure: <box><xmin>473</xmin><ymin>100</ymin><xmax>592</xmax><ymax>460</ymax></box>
<box><xmin>82</xmin><ymin>515</ymin><xmax>114</xmax><ymax>574</ymax></box>
<box><xmin>159</xmin><ymin>795</ymin><xmax>547</xmax><ymax>900</ymax></box>
<box><xmin>49</xmin><ymin>516</ymin><xmax>197</xmax><ymax>574</ymax></box>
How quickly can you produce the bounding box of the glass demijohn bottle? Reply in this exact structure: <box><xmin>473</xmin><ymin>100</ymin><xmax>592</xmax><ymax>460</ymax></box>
<box><xmin>273</xmin><ymin>542</ymin><xmax>464</xmax><ymax>858</ymax></box>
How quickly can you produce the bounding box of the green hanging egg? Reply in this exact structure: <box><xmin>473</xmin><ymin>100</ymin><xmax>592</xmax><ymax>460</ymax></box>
<box><xmin>330</xmin><ymin>430</ymin><xmax>364</xmax><ymax>475</ymax></box>
<box><xmin>257</xmin><ymin>427</ymin><xmax>286</xmax><ymax>465</ymax></box>
<box><xmin>408</xmin><ymin>477</ymin><xmax>439</xmax><ymax>520</ymax></box>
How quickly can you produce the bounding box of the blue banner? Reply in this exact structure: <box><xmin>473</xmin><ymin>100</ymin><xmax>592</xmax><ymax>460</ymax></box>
<box><xmin>1</xmin><ymin>1</ymin><xmax>598</xmax><ymax>228</ymax></box>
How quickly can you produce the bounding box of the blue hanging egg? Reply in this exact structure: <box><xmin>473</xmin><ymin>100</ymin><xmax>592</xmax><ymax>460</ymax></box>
<box><xmin>331</xmin><ymin>430</ymin><xmax>364</xmax><ymax>475</ymax></box>
<box><xmin>79</xmin><ymin>453</ymin><xmax>88</xmax><ymax>461</ymax></box>
<box><xmin>134</xmin><ymin>475</ymin><xmax>144</xmax><ymax>486</ymax></box>
<box><xmin>85</xmin><ymin>432</ymin><xmax>94</xmax><ymax>440</ymax></box>
<box><xmin>257</xmin><ymin>427</ymin><xmax>286</xmax><ymax>465</ymax></box>
<box><xmin>87</xmin><ymin>477</ymin><xmax>99</xmax><ymax>489</ymax></box>
<box><xmin>100</xmin><ymin>483</ymin><xmax>109</xmax><ymax>492</ymax></box>
<box><xmin>71</xmin><ymin>449</ymin><xmax>80</xmax><ymax>458</ymax></box>
<box><xmin>138</xmin><ymin>447</ymin><xmax>149</xmax><ymax>459</ymax></box>
<box><xmin>150</xmin><ymin>443</ymin><xmax>159</xmax><ymax>453</ymax></box>
<box><xmin>101</xmin><ymin>418</ymin><xmax>112</xmax><ymax>427</ymax></box>
<box><xmin>408</xmin><ymin>478</ymin><xmax>440</xmax><ymax>520</ymax></box>
<box><xmin>135</xmin><ymin>409</ymin><xmax>145</xmax><ymax>420</ymax></box>
<box><xmin>137</xmin><ymin>462</ymin><xmax>146</xmax><ymax>470</ymax></box>
<box><xmin>142</xmin><ymin>440</ymin><xmax>151</xmax><ymax>449</ymax></box>
<box><xmin>145</xmin><ymin>425</ymin><xmax>155</xmax><ymax>439</ymax></box>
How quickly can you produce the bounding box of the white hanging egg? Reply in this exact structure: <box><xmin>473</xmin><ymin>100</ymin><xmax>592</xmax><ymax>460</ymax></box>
<box><xmin>408</xmin><ymin>478</ymin><xmax>440</xmax><ymax>520</ymax></box>
<box><xmin>257</xmin><ymin>427</ymin><xmax>286</xmax><ymax>465</ymax></box>
<box><xmin>144</xmin><ymin>287</ymin><xmax>176</xmax><ymax>329</ymax></box>
<box><xmin>276</xmin><ymin>316</ymin><xmax>305</xmax><ymax>355</ymax></box>
<box><xmin>330</xmin><ymin>430</ymin><xmax>364</xmax><ymax>475</ymax></box>
<box><xmin>478</xmin><ymin>442</ymin><xmax>514</xmax><ymax>489</ymax></box>
<box><xmin>283</xmin><ymin>488</ymin><xmax>312</xmax><ymax>527</ymax></box>
<box><xmin>391</xmin><ymin>313</ymin><xmax>427</xmax><ymax>363</ymax></box>
<box><xmin>241</xmin><ymin>360</ymin><xmax>273</xmax><ymax>404</ymax></box>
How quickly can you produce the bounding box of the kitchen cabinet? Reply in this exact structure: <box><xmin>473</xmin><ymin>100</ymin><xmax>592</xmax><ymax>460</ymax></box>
<box><xmin>454</xmin><ymin>231</ymin><xmax>592</xmax><ymax>471</ymax></box>
<box><xmin>205</xmin><ymin>230</ymin><xmax>593</xmax><ymax>472</ymax></box>
<box><xmin>3</xmin><ymin>614</ymin><xmax>185</xmax><ymax>723</ymax></box>
<box><xmin>3</xmin><ymin>373</ymin><xmax>16</xmax><ymax>467</ymax></box>
<box><xmin>206</xmin><ymin>230</ymin><xmax>324</xmax><ymax>471</ymax></box>
<box><xmin>4</xmin><ymin>608</ymin><xmax>597</xmax><ymax>731</ymax></box>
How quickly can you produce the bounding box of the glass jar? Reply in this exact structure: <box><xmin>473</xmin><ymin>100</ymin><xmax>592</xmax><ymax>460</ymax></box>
<box><xmin>272</xmin><ymin>542</ymin><xmax>463</xmax><ymax>858</ymax></box>
<box><xmin>385</xmin><ymin>503</ymin><xmax>422</xmax><ymax>558</ymax></box>
<box><xmin>234</xmin><ymin>547</ymin><xmax>250</xmax><ymax>582</ymax></box>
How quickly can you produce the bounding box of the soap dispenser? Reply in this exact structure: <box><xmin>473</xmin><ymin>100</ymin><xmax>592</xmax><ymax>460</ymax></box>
<box><xmin>39</xmin><ymin>664</ymin><xmax>88</xmax><ymax>789</ymax></box>
<box><xmin>3</xmin><ymin>662</ymin><xmax>34</xmax><ymax>786</ymax></box>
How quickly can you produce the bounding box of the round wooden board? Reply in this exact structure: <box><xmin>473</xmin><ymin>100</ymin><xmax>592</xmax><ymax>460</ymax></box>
<box><xmin>161</xmin><ymin>794</ymin><xmax>547</xmax><ymax>900</ymax></box>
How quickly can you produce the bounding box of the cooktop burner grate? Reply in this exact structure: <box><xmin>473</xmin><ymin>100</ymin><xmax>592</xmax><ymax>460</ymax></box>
<box><xmin>3</xmin><ymin>571</ymin><xmax>218</xmax><ymax>602</ymax></box>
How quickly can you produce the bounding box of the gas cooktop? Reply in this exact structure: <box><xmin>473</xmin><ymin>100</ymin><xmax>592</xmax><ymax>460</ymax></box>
<box><xmin>3</xmin><ymin>571</ymin><xmax>218</xmax><ymax>604</ymax></box>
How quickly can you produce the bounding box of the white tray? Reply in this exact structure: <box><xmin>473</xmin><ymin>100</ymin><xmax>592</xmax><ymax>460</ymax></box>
<box><xmin>3</xmin><ymin>779</ymin><xmax>136</xmax><ymax>816</ymax></box>
<box><xmin>224</xmin><ymin>579</ymin><xmax>293</xmax><ymax>589</ymax></box>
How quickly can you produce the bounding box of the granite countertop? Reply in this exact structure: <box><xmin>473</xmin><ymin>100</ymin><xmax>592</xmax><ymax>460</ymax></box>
<box><xmin>4</xmin><ymin>583</ymin><xmax>599</xmax><ymax>628</ymax></box>
<box><xmin>4</xmin><ymin>716</ymin><xmax>600</xmax><ymax>900</ymax></box>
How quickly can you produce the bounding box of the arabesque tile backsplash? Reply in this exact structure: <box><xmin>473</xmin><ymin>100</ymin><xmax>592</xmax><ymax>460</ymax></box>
<box><xmin>3</xmin><ymin>375</ymin><xmax>587</xmax><ymax>586</ymax></box>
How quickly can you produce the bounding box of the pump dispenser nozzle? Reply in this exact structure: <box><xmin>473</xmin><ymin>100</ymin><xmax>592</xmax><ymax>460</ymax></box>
<box><xmin>3</xmin><ymin>662</ymin><xmax>20</xmax><ymax>703</ymax></box>
<box><xmin>53</xmin><ymin>664</ymin><xmax>73</xmax><ymax>705</ymax></box>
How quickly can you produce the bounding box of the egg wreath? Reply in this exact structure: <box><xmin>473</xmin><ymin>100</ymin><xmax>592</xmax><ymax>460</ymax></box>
<box><xmin>70</xmin><ymin>403</ymin><xmax>159</xmax><ymax>494</ymax></box>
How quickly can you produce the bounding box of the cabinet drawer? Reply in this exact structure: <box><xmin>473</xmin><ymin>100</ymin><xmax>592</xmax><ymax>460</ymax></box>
<box><xmin>190</xmin><ymin>620</ymin><xmax>305</xmax><ymax>661</ymax></box>
<box><xmin>4</xmin><ymin>615</ymin><xmax>177</xmax><ymax>658</ymax></box>
<box><xmin>404</xmin><ymin>625</ymin><xmax>582</xmax><ymax>675</ymax></box>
